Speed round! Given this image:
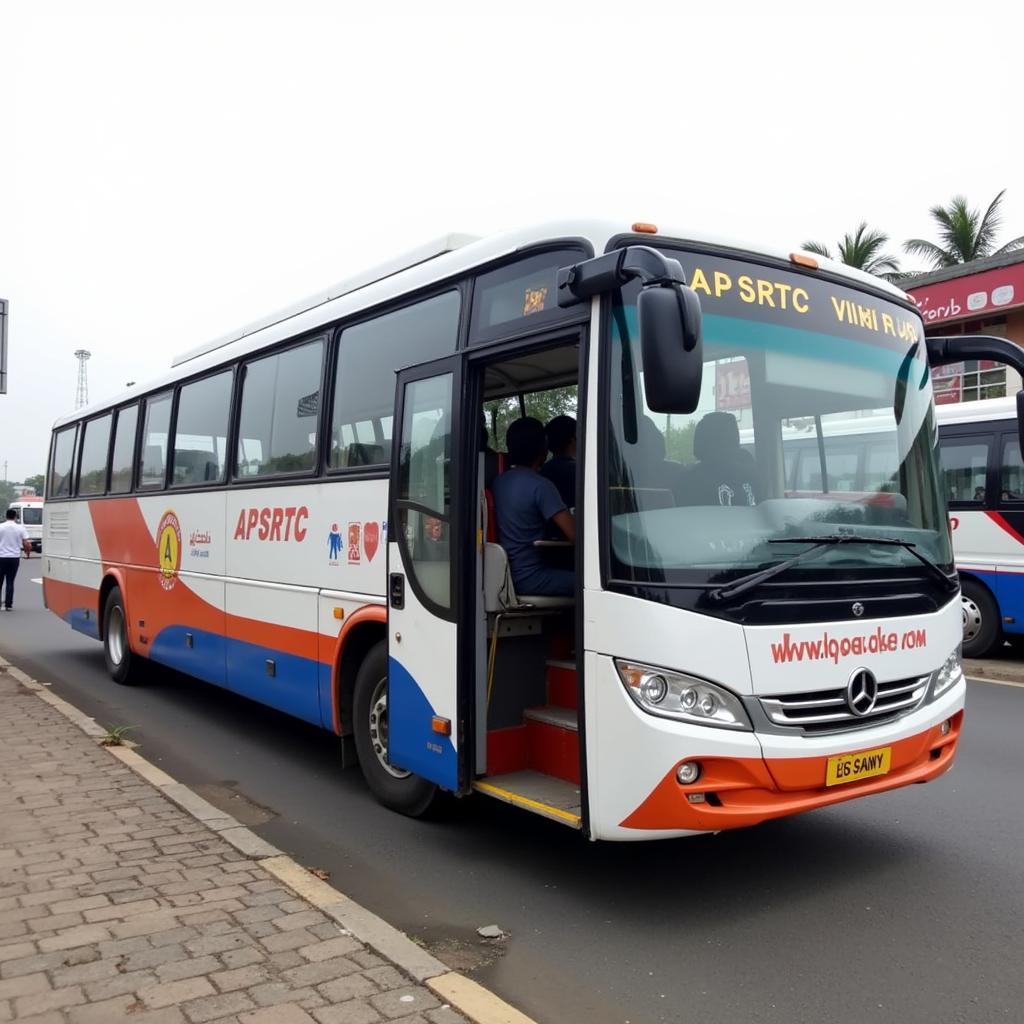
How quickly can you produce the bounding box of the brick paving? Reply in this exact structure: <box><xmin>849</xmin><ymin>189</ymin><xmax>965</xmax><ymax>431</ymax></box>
<box><xmin>0</xmin><ymin>670</ymin><xmax>468</xmax><ymax>1024</ymax></box>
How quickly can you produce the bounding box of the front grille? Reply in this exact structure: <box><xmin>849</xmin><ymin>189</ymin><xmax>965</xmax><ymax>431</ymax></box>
<box><xmin>759</xmin><ymin>674</ymin><xmax>930</xmax><ymax>734</ymax></box>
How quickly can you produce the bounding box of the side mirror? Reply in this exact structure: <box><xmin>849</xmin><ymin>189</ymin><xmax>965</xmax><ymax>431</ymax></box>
<box><xmin>639</xmin><ymin>284</ymin><xmax>703</xmax><ymax>413</ymax></box>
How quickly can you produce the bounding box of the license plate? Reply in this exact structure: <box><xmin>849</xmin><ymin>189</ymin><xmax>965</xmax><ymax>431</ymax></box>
<box><xmin>826</xmin><ymin>746</ymin><xmax>892</xmax><ymax>787</ymax></box>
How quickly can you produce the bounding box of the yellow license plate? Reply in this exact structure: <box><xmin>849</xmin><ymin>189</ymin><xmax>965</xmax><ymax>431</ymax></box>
<box><xmin>826</xmin><ymin>746</ymin><xmax>892</xmax><ymax>787</ymax></box>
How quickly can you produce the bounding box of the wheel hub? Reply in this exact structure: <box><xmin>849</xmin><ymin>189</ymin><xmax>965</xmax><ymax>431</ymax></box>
<box><xmin>368</xmin><ymin>677</ymin><xmax>410</xmax><ymax>779</ymax></box>
<box><xmin>107</xmin><ymin>606</ymin><xmax>125</xmax><ymax>666</ymax></box>
<box><xmin>961</xmin><ymin>595</ymin><xmax>982</xmax><ymax>644</ymax></box>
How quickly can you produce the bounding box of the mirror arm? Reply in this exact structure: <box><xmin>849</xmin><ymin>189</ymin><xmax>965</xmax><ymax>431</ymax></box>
<box><xmin>557</xmin><ymin>246</ymin><xmax>686</xmax><ymax>307</ymax></box>
<box><xmin>926</xmin><ymin>334</ymin><xmax>1024</xmax><ymax>378</ymax></box>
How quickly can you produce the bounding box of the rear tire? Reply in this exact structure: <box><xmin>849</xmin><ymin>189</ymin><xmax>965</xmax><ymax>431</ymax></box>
<box><xmin>353</xmin><ymin>640</ymin><xmax>436</xmax><ymax>817</ymax></box>
<box><xmin>960</xmin><ymin>578</ymin><xmax>1001</xmax><ymax>659</ymax></box>
<box><xmin>103</xmin><ymin>587</ymin><xmax>142</xmax><ymax>685</ymax></box>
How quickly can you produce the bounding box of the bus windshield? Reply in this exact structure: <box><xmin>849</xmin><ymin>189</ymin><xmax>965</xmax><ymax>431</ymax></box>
<box><xmin>606</xmin><ymin>250</ymin><xmax>952</xmax><ymax>587</ymax></box>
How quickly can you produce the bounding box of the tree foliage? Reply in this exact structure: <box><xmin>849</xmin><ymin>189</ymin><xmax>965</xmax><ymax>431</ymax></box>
<box><xmin>22</xmin><ymin>474</ymin><xmax>45</xmax><ymax>496</ymax></box>
<box><xmin>904</xmin><ymin>190</ymin><xmax>1024</xmax><ymax>269</ymax></box>
<box><xmin>802</xmin><ymin>222</ymin><xmax>902</xmax><ymax>280</ymax></box>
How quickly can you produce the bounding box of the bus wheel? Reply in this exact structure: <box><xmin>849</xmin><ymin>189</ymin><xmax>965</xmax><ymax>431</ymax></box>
<box><xmin>353</xmin><ymin>640</ymin><xmax>436</xmax><ymax>817</ymax></box>
<box><xmin>103</xmin><ymin>587</ymin><xmax>141</xmax><ymax>685</ymax></box>
<box><xmin>960</xmin><ymin>579</ymin><xmax>1001</xmax><ymax>659</ymax></box>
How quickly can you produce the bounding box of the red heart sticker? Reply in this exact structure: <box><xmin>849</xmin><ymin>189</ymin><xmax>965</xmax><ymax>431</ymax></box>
<box><xmin>364</xmin><ymin>522</ymin><xmax>380</xmax><ymax>562</ymax></box>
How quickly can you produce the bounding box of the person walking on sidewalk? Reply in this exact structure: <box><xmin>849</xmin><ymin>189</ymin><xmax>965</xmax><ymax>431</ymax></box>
<box><xmin>0</xmin><ymin>508</ymin><xmax>31</xmax><ymax>610</ymax></box>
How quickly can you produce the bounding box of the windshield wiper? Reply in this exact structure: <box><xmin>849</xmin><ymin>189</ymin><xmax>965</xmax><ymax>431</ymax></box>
<box><xmin>706</xmin><ymin>534</ymin><xmax>957</xmax><ymax>606</ymax></box>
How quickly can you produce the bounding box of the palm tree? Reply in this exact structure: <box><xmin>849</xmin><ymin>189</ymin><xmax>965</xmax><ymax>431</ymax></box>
<box><xmin>802</xmin><ymin>222</ymin><xmax>902</xmax><ymax>280</ymax></box>
<box><xmin>904</xmin><ymin>189</ymin><xmax>1024</xmax><ymax>269</ymax></box>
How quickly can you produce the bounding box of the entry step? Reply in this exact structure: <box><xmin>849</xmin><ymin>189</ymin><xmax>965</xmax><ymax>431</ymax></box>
<box><xmin>474</xmin><ymin>770</ymin><xmax>582</xmax><ymax>829</ymax></box>
<box><xmin>524</xmin><ymin>706</ymin><xmax>577</xmax><ymax>731</ymax></box>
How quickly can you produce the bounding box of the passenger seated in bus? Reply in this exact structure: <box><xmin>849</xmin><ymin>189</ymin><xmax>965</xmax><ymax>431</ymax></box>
<box><xmin>540</xmin><ymin>415</ymin><xmax>576</xmax><ymax>509</ymax></box>
<box><xmin>683</xmin><ymin>411</ymin><xmax>759</xmax><ymax>507</ymax></box>
<box><xmin>492</xmin><ymin>417</ymin><xmax>575</xmax><ymax>597</ymax></box>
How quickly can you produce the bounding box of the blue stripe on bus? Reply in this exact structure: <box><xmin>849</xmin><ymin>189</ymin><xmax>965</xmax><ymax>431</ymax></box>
<box><xmin>67</xmin><ymin>608</ymin><xmax>100</xmax><ymax>640</ymax></box>
<box><xmin>387</xmin><ymin>656</ymin><xmax>457</xmax><ymax>790</ymax></box>
<box><xmin>149</xmin><ymin>626</ymin><xmax>323</xmax><ymax>726</ymax></box>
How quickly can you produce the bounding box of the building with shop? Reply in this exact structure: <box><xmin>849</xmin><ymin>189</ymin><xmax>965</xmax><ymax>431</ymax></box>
<box><xmin>904</xmin><ymin>250</ymin><xmax>1024</xmax><ymax>404</ymax></box>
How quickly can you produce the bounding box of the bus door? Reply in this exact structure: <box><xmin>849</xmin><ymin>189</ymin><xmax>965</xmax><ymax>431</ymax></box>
<box><xmin>387</xmin><ymin>356</ymin><xmax>469</xmax><ymax>793</ymax></box>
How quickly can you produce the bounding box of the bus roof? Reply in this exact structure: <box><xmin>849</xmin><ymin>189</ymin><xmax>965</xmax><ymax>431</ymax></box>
<box><xmin>54</xmin><ymin>218</ymin><xmax>916</xmax><ymax>428</ymax></box>
<box><xmin>934</xmin><ymin>396</ymin><xmax>1017</xmax><ymax>425</ymax></box>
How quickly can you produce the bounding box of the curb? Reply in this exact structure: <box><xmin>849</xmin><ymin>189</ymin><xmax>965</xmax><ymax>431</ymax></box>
<box><xmin>963</xmin><ymin>660</ymin><xmax>1024</xmax><ymax>687</ymax></box>
<box><xmin>0</xmin><ymin>653</ymin><xmax>538</xmax><ymax>1024</ymax></box>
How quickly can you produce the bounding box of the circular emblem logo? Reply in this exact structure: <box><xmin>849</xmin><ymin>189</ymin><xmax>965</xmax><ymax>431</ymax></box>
<box><xmin>846</xmin><ymin>668</ymin><xmax>878</xmax><ymax>717</ymax></box>
<box><xmin>852</xmin><ymin>602</ymin><xmax>865</xmax><ymax>617</ymax></box>
<box><xmin>156</xmin><ymin>510</ymin><xmax>182</xmax><ymax>590</ymax></box>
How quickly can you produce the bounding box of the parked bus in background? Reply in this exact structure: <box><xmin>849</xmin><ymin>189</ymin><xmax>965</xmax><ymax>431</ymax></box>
<box><xmin>7</xmin><ymin>497</ymin><xmax>43</xmax><ymax>553</ymax></box>
<box><xmin>44</xmin><ymin>221</ymin><xmax>973</xmax><ymax>841</ymax></box>
<box><xmin>934</xmin><ymin>396</ymin><xmax>1024</xmax><ymax>658</ymax></box>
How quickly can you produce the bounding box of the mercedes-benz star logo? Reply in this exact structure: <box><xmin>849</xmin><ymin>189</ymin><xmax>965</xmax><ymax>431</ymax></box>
<box><xmin>852</xmin><ymin>602</ymin><xmax>865</xmax><ymax>617</ymax></box>
<box><xmin>846</xmin><ymin>668</ymin><xmax>878</xmax><ymax>716</ymax></box>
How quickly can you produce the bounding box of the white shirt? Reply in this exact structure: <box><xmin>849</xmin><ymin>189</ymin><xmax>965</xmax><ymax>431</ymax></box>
<box><xmin>0</xmin><ymin>521</ymin><xmax>29</xmax><ymax>558</ymax></box>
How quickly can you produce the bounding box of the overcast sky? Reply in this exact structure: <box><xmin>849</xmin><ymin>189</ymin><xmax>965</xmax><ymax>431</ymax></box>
<box><xmin>1</xmin><ymin>0</ymin><xmax>1020</xmax><ymax>483</ymax></box>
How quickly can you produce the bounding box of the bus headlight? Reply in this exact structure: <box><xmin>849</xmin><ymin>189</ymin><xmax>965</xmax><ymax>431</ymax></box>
<box><xmin>930</xmin><ymin>645</ymin><xmax>963</xmax><ymax>701</ymax></box>
<box><xmin>616</xmin><ymin>661</ymin><xmax>752</xmax><ymax>731</ymax></box>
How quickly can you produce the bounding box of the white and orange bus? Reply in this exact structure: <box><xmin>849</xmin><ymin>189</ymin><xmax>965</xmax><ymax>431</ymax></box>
<box><xmin>44</xmin><ymin>221</ymin><xmax>987</xmax><ymax>840</ymax></box>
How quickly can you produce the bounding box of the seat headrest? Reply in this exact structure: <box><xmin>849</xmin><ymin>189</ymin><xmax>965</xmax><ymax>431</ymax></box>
<box><xmin>693</xmin><ymin>412</ymin><xmax>740</xmax><ymax>462</ymax></box>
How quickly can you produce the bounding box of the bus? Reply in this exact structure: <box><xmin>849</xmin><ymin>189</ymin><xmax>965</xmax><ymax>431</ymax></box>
<box><xmin>8</xmin><ymin>497</ymin><xmax>43</xmax><ymax>553</ymax></box>
<box><xmin>44</xmin><ymin>220</ymin><xmax>971</xmax><ymax>841</ymax></box>
<box><xmin>934</xmin><ymin>396</ymin><xmax>1023</xmax><ymax>658</ymax></box>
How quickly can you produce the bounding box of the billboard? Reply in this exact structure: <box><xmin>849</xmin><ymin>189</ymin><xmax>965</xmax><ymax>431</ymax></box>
<box><xmin>0</xmin><ymin>298</ymin><xmax>7</xmax><ymax>394</ymax></box>
<box><xmin>906</xmin><ymin>261</ymin><xmax>1024</xmax><ymax>326</ymax></box>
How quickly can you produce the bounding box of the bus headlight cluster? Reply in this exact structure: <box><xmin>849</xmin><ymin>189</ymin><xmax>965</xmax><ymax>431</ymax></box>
<box><xmin>616</xmin><ymin>661</ymin><xmax>752</xmax><ymax>731</ymax></box>
<box><xmin>929</xmin><ymin>645</ymin><xmax>963</xmax><ymax>701</ymax></box>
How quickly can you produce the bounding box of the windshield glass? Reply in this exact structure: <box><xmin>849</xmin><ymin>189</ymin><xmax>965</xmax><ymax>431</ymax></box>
<box><xmin>21</xmin><ymin>507</ymin><xmax>43</xmax><ymax>525</ymax></box>
<box><xmin>606</xmin><ymin>249</ymin><xmax>952</xmax><ymax>586</ymax></box>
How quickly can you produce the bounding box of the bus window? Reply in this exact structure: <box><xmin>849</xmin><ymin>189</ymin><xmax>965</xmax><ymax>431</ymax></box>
<box><xmin>78</xmin><ymin>414</ymin><xmax>113</xmax><ymax>495</ymax></box>
<box><xmin>49</xmin><ymin>425</ymin><xmax>78</xmax><ymax>498</ymax></box>
<box><xmin>331</xmin><ymin>291</ymin><xmax>460</xmax><ymax>469</ymax></box>
<box><xmin>171</xmin><ymin>371</ymin><xmax>232</xmax><ymax>487</ymax></box>
<box><xmin>794</xmin><ymin>446</ymin><xmax>858</xmax><ymax>492</ymax></box>
<box><xmin>237</xmin><ymin>338</ymin><xmax>324</xmax><ymax>477</ymax></box>
<box><xmin>939</xmin><ymin>438</ymin><xmax>989</xmax><ymax>503</ymax></box>
<box><xmin>1000</xmin><ymin>436</ymin><xmax>1024</xmax><ymax>502</ymax></box>
<box><xmin>864</xmin><ymin>442</ymin><xmax>899</xmax><ymax>493</ymax></box>
<box><xmin>109</xmin><ymin>404</ymin><xmax>139</xmax><ymax>494</ymax></box>
<box><xmin>138</xmin><ymin>393</ymin><xmax>173</xmax><ymax>489</ymax></box>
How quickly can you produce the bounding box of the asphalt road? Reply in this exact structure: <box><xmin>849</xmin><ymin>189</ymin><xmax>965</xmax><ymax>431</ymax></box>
<box><xmin>3</xmin><ymin>571</ymin><xmax>1023</xmax><ymax>1024</ymax></box>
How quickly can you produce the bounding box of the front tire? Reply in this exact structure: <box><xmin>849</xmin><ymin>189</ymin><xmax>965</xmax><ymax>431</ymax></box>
<box><xmin>353</xmin><ymin>640</ymin><xmax>436</xmax><ymax>816</ymax></box>
<box><xmin>103</xmin><ymin>587</ymin><xmax>142</xmax><ymax>685</ymax></box>
<box><xmin>961</xmin><ymin>578</ymin><xmax>1001</xmax><ymax>659</ymax></box>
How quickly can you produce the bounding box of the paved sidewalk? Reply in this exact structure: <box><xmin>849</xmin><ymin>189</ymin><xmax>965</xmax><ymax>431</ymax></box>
<box><xmin>0</xmin><ymin>666</ymin><xmax>474</xmax><ymax>1024</ymax></box>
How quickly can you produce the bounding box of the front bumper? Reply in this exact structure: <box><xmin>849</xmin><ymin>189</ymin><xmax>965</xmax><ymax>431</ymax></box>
<box><xmin>588</xmin><ymin>653</ymin><xmax>966</xmax><ymax>840</ymax></box>
<box><xmin>619</xmin><ymin>710</ymin><xmax>961</xmax><ymax>833</ymax></box>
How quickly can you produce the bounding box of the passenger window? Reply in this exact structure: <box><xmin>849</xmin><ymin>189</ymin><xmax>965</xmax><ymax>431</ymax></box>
<box><xmin>49</xmin><ymin>426</ymin><xmax>78</xmax><ymax>498</ymax></box>
<box><xmin>237</xmin><ymin>338</ymin><xmax>324</xmax><ymax>477</ymax></box>
<box><xmin>939</xmin><ymin>438</ymin><xmax>988</xmax><ymax>503</ymax></box>
<box><xmin>172</xmin><ymin>371</ymin><xmax>232</xmax><ymax>487</ymax></box>
<box><xmin>331</xmin><ymin>291</ymin><xmax>460</xmax><ymax>469</ymax></box>
<box><xmin>139</xmin><ymin>392</ymin><xmax>173</xmax><ymax>489</ymax></box>
<box><xmin>78</xmin><ymin>414</ymin><xmax>113</xmax><ymax>495</ymax></box>
<box><xmin>109</xmin><ymin>405</ymin><xmax>139</xmax><ymax>494</ymax></box>
<box><xmin>1000</xmin><ymin>436</ymin><xmax>1024</xmax><ymax>502</ymax></box>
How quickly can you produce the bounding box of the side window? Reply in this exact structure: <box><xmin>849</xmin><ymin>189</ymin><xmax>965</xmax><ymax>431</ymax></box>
<box><xmin>49</xmin><ymin>426</ymin><xmax>78</xmax><ymax>498</ymax></box>
<box><xmin>939</xmin><ymin>436</ymin><xmax>989</xmax><ymax>504</ymax></box>
<box><xmin>77</xmin><ymin>414</ymin><xmax>113</xmax><ymax>496</ymax></box>
<box><xmin>139</xmin><ymin>392</ymin><xmax>173</xmax><ymax>489</ymax></box>
<box><xmin>1000</xmin><ymin>435</ymin><xmax>1024</xmax><ymax>502</ymax></box>
<box><xmin>237</xmin><ymin>337</ymin><xmax>324</xmax><ymax>477</ymax></box>
<box><xmin>331</xmin><ymin>291</ymin><xmax>460</xmax><ymax>470</ymax></box>
<box><xmin>109</xmin><ymin>404</ymin><xmax>139</xmax><ymax>494</ymax></box>
<box><xmin>172</xmin><ymin>371</ymin><xmax>232</xmax><ymax>487</ymax></box>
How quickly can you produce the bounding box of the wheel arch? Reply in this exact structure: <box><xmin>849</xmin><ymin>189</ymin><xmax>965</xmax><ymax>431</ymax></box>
<box><xmin>332</xmin><ymin>605</ymin><xmax>387</xmax><ymax>736</ymax></box>
<box><xmin>97</xmin><ymin>570</ymin><xmax>129</xmax><ymax>643</ymax></box>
